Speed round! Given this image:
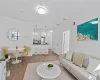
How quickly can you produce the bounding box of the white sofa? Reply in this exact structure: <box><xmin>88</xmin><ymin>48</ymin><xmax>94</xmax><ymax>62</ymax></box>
<box><xmin>60</xmin><ymin>52</ymin><xmax>100</xmax><ymax>80</ymax></box>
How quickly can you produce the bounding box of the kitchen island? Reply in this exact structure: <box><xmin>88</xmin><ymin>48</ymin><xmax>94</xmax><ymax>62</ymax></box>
<box><xmin>31</xmin><ymin>45</ymin><xmax>48</xmax><ymax>54</ymax></box>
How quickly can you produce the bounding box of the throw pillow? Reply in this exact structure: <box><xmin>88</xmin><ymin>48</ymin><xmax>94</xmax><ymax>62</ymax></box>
<box><xmin>65</xmin><ymin>52</ymin><xmax>73</xmax><ymax>61</ymax></box>
<box><xmin>86</xmin><ymin>57</ymin><xmax>100</xmax><ymax>76</ymax></box>
<box><xmin>82</xmin><ymin>54</ymin><xmax>89</xmax><ymax>68</ymax></box>
<box><xmin>73</xmin><ymin>53</ymin><xmax>83</xmax><ymax>67</ymax></box>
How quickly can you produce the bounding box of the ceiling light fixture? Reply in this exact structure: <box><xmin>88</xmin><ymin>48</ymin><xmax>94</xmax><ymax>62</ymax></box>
<box><xmin>36</xmin><ymin>2</ymin><xmax>47</xmax><ymax>14</ymax></box>
<box><xmin>37</xmin><ymin>7</ymin><xmax>46</xmax><ymax>14</ymax></box>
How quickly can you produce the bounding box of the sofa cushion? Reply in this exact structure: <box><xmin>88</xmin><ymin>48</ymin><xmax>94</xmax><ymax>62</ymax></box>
<box><xmin>82</xmin><ymin>54</ymin><xmax>89</xmax><ymax>68</ymax></box>
<box><xmin>73</xmin><ymin>52</ymin><xmax>83</xmax><ymax>67</ymax></box>
<box><xmin>71</xmin><ymin>65</ymin><xmax>96</xmax><ymax>80</ymax></box>
<box><xmin>72</xmin><ymin>52</ymin><xmax>82</xmax><ymax>61</ymax></box>
<box><xmin>60</xmin><ymin>59</ymin><xmax>74</xmax><ymax>71</ymax></box>
<box><xmin>65</xmin><ymin>52</ymin><xmax>73</xmax><ymax>61</ymax></box>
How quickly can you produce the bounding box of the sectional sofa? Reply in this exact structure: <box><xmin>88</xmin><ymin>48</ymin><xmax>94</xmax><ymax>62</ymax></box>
<box><xmin>59</xmin><ymin>52</ymin><xmax>100</xmax><ymax>80</ymax></box>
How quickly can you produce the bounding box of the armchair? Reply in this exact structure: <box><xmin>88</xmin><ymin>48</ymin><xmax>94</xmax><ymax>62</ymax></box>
<box><xmin>20</xmin><ymin>45</ymin><xmax>31</xmax><ymax>57</ymax></box>
<box><xmin>2</xmin><ymin>47</ymin><xmax>12</xmax><ymax>59</ymax></box>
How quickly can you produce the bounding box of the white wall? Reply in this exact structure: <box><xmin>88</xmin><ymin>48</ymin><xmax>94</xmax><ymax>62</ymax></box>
<box><xmin>52</xmin><ymin>21</ymin><xmax>73</xmax><ymax>54</ymax></box>
<box><xmin>52</xmin><ymin>1</ymin><xmax>100</xmax><ymax>59</ymax></box>
<box><xmin>0</xmin><ymin>0</ymin><xmax>100</xmax><ymax>58</ymax></box>
<box><xmin>0</xmin><ymin>16</ymin><xmax>32</xmax><ymax>48</ymax></box>
<box><xmin>53</xmin><ymin>18</ymin><xmax>100</xmax><ymax>58</ymax></box>
<box><xmin>0</xmin><ymin>16</ymin><xmax>52</xmax><ymax>49</ymax></box>
<box><xmin>71</xmin><ymin>1</ymin><xmax>100</xmax><ymax>58</ymax></box>
<box><xmin>46</xmin><ymin>31</ymin><xmax>53</xmax><ymax>49</ymax></box>
<box><xmin>71</xmin><ymin>18</ymin><xmax>100</xmax><ymax>59</ymax></box>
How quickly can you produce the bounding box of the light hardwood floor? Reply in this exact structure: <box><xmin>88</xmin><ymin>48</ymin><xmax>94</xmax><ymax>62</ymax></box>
<box><xmin>7</xmin><ymin>51</ymin><xmax>59</xmax><ymax>80</ymax></box>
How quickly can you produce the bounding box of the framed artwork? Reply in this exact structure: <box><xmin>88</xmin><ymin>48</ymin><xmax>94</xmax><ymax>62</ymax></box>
<box><xmin>77</xmin><ymin>18</ymin><xmax>98</xmax><ymax>41</ymax></box>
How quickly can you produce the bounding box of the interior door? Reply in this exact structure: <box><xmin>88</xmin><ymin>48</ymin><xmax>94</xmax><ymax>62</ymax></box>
<box><xmin>62</xmin><ymin>30</ymin><xmax>70</xmax><ymax>53</ymax></box>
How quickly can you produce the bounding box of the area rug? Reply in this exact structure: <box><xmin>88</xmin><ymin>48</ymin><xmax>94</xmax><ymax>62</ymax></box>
<box><xmin>23</xmin><ymin>61</ymin><xmax>76</xmax><ymax>80</ymax></box>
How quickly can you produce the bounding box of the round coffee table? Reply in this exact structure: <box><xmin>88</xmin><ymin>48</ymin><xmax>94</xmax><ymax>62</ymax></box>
<box><xmin>36</xmin><ymin>63</ymin><xmax>61</xmax><ymax>80</ymax></box>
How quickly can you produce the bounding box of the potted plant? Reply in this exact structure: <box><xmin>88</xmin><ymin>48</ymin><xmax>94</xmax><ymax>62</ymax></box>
<box><xmin>5</xmin><ymin>53</ymin><xmax>9</xmax><ymax>59</ymax></box>
<box><xmin>48</xmin><ymin>64</ymin><xmax>53</xmax><ymax>70</ymax></box>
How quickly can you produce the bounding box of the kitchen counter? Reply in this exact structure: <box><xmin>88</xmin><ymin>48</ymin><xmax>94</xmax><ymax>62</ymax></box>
<box><xmin>31</xmin><ymin>45</ymin><xmax>48</xmax><ymax>54</ymax></box>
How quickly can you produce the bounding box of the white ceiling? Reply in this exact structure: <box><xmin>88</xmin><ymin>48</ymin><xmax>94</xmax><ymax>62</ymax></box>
<box><xmin>0</xmin><ymin>0</ymin><xmax>99</xmax><ymax>29</ymax></box>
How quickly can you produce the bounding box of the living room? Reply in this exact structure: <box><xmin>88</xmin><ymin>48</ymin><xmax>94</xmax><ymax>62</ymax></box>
<box><xmin>0</xmin><ymin>0</ymin><xmax>100</xmax><ymax>80</ymax></box>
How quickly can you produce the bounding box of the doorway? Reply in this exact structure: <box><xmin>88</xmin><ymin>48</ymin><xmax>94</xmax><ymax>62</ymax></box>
<box><xmin>62</xmin><ymin>30</ymin><xmax>70</xmax><ymax>54</ymax></box>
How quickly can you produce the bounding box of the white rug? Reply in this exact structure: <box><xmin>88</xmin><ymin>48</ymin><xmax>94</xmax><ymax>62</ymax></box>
<box><xmin>23</xmin><ymin>61</ymin><xmax>76</xmax><ymax>80</ymax></box>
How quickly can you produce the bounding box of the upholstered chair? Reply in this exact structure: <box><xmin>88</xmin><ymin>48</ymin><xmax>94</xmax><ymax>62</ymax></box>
<box><xmin>2</xmin><ymin>47</ymin><xmax>8</xmax><ymax>55</ymax></box>
<box><xmin>2</xmin><ymin>47</ymin><xmax>13</xmax><ymax>58</ymax></box>
<box><xmin>21</xmin><ymin>45</ymin><xmax>31</xmax><ymax>57</ymax></box>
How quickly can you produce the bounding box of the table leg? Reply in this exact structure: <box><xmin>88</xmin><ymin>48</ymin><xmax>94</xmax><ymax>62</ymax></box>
<box><xmin>11</xmin><ymin>57</ymin><xmax>21</xmax><ymax>64</ymax></box>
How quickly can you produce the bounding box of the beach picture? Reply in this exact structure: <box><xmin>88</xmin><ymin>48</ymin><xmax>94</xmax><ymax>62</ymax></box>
<box><xmin>77</xmin><ymin>18</ymin><xmax>98</xmax><ymax>41</ymax></box>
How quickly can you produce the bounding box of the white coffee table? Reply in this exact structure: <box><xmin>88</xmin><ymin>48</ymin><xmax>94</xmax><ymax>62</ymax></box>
<box><xmin>36</xmin><ymin>63</ymin><xmax>61</xmax><ymax>80</ymax></box>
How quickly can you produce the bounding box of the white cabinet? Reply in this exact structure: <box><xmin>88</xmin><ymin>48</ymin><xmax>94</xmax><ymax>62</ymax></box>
<box><xmin>32</xmin><ymin>45</ymin><xmax>48</xmax><ymax>54</ymax></box>
<box><xmin>0</xmin><ymin>61</ymin><xmax>6</xmax><ymax>80</ymax></box>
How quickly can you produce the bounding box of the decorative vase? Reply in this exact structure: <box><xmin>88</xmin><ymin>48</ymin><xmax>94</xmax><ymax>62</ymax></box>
<box><xmin>16</xmin><ymin>45</ymin><xmax>18</xmax><ymax>50</ymax></box>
